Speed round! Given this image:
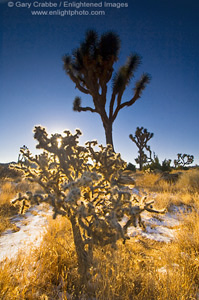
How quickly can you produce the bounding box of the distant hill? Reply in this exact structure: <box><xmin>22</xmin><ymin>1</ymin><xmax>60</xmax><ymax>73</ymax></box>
<box><xmin>0</xmin><ymin>162</ymin><xmax>16</xmax><ymax>167</ymax></box>
<box><xmin>0</xmin><ymin>162</ymin><xmax>22</xmax><ymax>180</ymax></box>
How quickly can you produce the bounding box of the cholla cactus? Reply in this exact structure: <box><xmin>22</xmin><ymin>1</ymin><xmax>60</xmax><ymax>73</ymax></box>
<box><xmin>11</xmin><ymin>126</ymin><xmax>165</xmax><ymax>284</ymax></box>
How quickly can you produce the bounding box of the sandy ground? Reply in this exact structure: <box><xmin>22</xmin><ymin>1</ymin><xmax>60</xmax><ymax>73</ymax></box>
<box><xmin>0</xmin><ymin>204</ymin><xmax>53</xmax><ymax>262</ymax></box>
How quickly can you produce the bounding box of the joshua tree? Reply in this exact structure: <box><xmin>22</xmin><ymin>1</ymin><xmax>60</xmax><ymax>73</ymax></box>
<box><xmin>11</xmin><ymin>126</ymin><xmax>164</xmax><ymax>287</ymax></box>
<box><xmin>174</xmin><ymin>153</ymin><xmax>194</xmax><ymax>168</ymax></box>
<box><xmin>63</xmin><ymin>30</ymin><xmax>150</xmax><ymax>150</ymax></box>
<box><xmin>129</xmin><ymin>127</ymin><xmax>154</xmax><ymax>170</ymax></box>
<box><xmin>18</xmin><ymin>145</ymin><xmax>29</xmax><ymax>165</ymax></box>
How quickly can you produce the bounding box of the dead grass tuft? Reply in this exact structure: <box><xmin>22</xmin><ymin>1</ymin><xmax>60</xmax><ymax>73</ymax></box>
<box><xmin>0</xmin><ymin>180</ymin><xmax>40</xmax><ymax>235</ymax></box>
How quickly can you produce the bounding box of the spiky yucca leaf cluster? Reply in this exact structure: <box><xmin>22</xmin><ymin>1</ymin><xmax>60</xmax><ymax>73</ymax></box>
<box><xmin>63</xmin><ymin>30</ymin><xmax>120</xmax><ymax>81</ymax></box>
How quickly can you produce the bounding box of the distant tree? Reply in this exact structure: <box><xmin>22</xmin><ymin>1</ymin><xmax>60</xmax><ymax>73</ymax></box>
<box><xmin>63</xmin><ymin>30</ymin><xmax>150</xmax><ymax>150</ymax></box>
<box><xmin>145</xmin><ymin>155</ymin><xmax>161</xmax><ymax>171</ymax></box>
<box><xmin>18</xmin><ymin>145</ymin><xmax>29</xmax><ymax>165</ymax></box>
<box><xmin>126</xmin><ymin>162</ymin><xmax>136</xmax><ymax>172</ymax></box>
<box><xmin>161</xmin><ymin>158</ymin><xmax>171</xmax><ymax>172</ymax></box>
<box><xmin>161</xmin><ymin>158</ymin><xmax>172</xmax><ymax>172</ymax></box>
<box><xmin>143</xmin><ymin>156</ymin><xmax>172</xmax><ymax>172</ymax></box>
<box><xmin>129</xmin><ymin>127</ymin><xmax>154</xmax><ymax>170</ymax></box>
<box><xmin>174</xmin><ymin>153</ymin><xmax>194</xmax><ymax>169</ymax></box>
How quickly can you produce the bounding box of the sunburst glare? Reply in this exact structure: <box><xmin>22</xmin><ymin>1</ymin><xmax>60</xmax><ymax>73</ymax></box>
<box><xmin>57</xmin><ymin>137</ymin><xmax>62</xmax><ymax>148</ymax></box>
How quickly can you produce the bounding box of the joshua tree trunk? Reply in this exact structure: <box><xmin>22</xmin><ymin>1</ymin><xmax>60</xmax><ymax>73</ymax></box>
<box><xmin>103</xmin><ymin>121</ymin><xmax>114</xmax><ymax>149</ymax></box>
<box><xmin>70</xmin><ymin>216</ymin><xmax>91</xmax><ymax>284</ymax></box>
<box><xmin>138</xmin><ymin>153</ymin><xmax>143</xmax><ymax>171</ymax></box>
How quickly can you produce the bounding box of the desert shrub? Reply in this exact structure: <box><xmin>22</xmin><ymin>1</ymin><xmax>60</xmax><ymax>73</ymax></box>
<box><xmin>11</xmin><ymin>126</ymin><xmax>164</xmax><ymax>290</ymax></box>
<box><xmin>126</xmin><ymin>162</ymin><xmax>136</xmax><ymax>172</ymax></box>
<box><xmin>161</xmin><ymin>158</ymin><xmax>172</xmax><ymax>172</ymax></box>
<box><xmin>143</xmin><ymin>156</ymin><xmax>172</xmax><ymax>172</ymax></box>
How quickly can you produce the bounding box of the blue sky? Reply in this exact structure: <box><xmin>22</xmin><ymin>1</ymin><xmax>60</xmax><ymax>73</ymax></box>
<box><xmin>0</xmin><ymin>0</ymin><xmax>199</xmax><ymax>166</ymax></box>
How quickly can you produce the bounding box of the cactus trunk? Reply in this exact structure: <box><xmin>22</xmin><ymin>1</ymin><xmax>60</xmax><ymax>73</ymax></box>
<box><xmin>70</xmin><ymin>216</ymin><xmax>91</xmax><ymax>284</ymax></box>
<box><xmin>103</xmin><ymin>121</ymin><xmax>114</xmax><ymax>150</ymax></box>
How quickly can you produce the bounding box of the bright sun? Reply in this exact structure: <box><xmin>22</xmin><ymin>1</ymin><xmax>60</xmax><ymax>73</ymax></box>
<box><xmin>57</xmin><ymin>137</ymin><xmax>62</xmax><ymax>148</ymax></box>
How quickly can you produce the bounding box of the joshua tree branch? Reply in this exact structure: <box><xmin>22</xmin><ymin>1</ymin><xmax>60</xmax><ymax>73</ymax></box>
<box><xmin>100</xmin><ymin>83</ymin><xmax>108</xmax><ymax>107</ymax></box>
<box><xmin>77</xmin><ymin>106</ymin><xmax>98</xmax><ymax>113</ymax></box>
<box><xmin>112</xmin><ymin>93</ymin><xmax>140</xmax><ymax>122</ymax></box>
<box><xmin>109</xmin><ymin>92</ymin><xmax>116</xmax><ymax>119</ymax></box>
<box><xmin>68</xmin><ymin>70</ymin><xmax>90</xmax><ymax>94</ymax></box>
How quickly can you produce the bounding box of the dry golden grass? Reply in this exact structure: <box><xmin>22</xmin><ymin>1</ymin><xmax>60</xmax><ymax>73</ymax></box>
<box><xmin>0</xmin><ymin>181</ymin><xmax>18</xmax><ymax>205</ymax></box>
<box><xmin>0</xmin><ymin>216</ymin><xmax>80</xmax><ymax>299</ymax></box>
<box><xmin>176</xmin><ymin>169</ymin><xmax>199</xmax><ymax>193</ymax></box>
<box><xmin>135</xmin><ymin>171</ymin><xmax>160</xmax><ymax>189</ymax></box>
<box><xmin>0</xmin><ymin>180</ymin><xmax>40</xmax><ymax>235</ymax></box>
<box><xmin>0</xmin><ymin>209</ymin><xmax>199</xmax><ymax>299</ymax></box>
<box><xmin>134</xmin><ymin>169</ymin><xmax>199</xmax><ymax>210</ymax></box>
<box><xmin>93</xmin><ymin>213</ymin><xmax>199</xmax><ymax>300</ymax></box>
<box><xmin>0</xmin><ymin>181</ymin><xmax>20</xmax><ymax>234</ymax></box>
<box><xmin>0</xmin><ymin>169</ymin><xmax>199</xmax><ymax>299</ymax></box>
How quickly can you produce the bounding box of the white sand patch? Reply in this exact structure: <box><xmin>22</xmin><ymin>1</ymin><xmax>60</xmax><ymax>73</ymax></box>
<box><xmin>127</xmin><ymin>207</ymin><xmax>183</xmax><ymax>243</ymax></box>
<box><xmin>0</xmin><ymin>204</ymin><xmax>53</xmax><ymax>262</ymax></box>
<box><xmin>131</xmin><ymin>187</ymin><xmax>140</xmax><ymax>196</ymax></box>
